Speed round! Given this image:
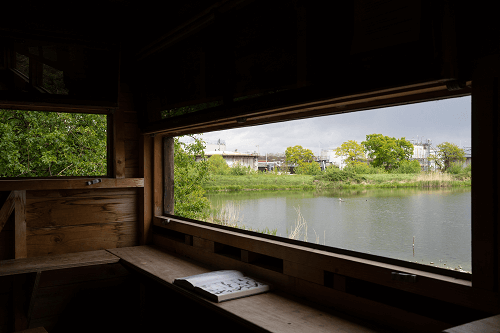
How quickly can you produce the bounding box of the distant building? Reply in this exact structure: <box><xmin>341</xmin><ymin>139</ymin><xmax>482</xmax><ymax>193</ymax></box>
<box><xmin>205</xmin><ymin>143</ymin><xmax>227</xmax><ymax>152</ymax></box>
<box><xmin>198</xmin><ymin>151</ymin><xmax>258</xmax><ymax>171</ymax></box>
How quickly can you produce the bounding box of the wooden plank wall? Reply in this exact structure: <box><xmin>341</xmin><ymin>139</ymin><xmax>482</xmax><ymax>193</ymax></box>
<box><xmin>25</xmin><ymin>188</ymin><xmax>139</xmax><ymax>257</ymax></box>
<box><xmin>0</xmin><ymin>72</ymin><xmax>143</xmax><ymax>260</ymax></box>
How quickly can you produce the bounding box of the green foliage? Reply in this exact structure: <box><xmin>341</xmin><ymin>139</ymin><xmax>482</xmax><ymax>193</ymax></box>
<box><xmin>431</xmin><ymin>142</ymin><xmax>466</xmax><ymax>172</ymax></box>
<box><xmin>362</xmin><ymin>134</ymin><xmax>413</xmax><ymax>171</ymax></box>
<box><xmin>173</xmin><ymin>136</ymin><xmax>211</xmax><ymax>220</ymax></box>
<box><xmin>335</xmin><ymin>140</ymin><xmax>366</xmax><ymax>165</ymax></box>
<box><xmin>321</xmin><ymin>165</ymin><xmax>364</xmax><ymax>182</ymax></box>
<box><xmin>343</xmin><ymin>161</ymin><xmax>385</xmax><ymax>174</ymax></box>
<box><xmin>390</xmin><ymin>160</ymin><xmax>421</xmax><ymax>174</ymax></box>
<box><xmin>208</xmin><ymin>154</ymin><xmax>230</xmax><ymax>175</ymax></box>
<box><xmin>295</xmin><ymin>161</ymin><xmax>322</xmax><ymax>175</ymax></box>
<box><xmin>229</xmin><ymin>162</ymin><xmax>253</xmax><ymax>175</ymax></box>
<box><xmin>0</xmin><ymin>109</ymin><xmax>107</xmax><ymax>177</ymax></box>
<box><xmin>447</xmin><ymin>162</ymin><xmax>471</xmax><ymax>180</ymax></box>
<box><xmin>285</xmin><ymin>145</ymin><xmax>315</xmax><ymax>169</ymax></box>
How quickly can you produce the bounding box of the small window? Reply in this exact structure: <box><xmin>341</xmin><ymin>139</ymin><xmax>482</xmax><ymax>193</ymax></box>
<box><xmin>0</xmin><ymin>110</ymin><xmax>107</xmax><ymax>177</ymax></box>
<box><xmin>15</xmin><ymin>53</ymin><xmax>29</xmax><ymax>78</ymax></box>
<box><xmin>42</xmin><ymin>63</ymin><xmax>69</xmax><ymax>95</ymax></box>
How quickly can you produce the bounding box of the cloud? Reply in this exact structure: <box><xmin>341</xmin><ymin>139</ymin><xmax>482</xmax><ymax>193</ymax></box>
<box><xmin>187</xmin><ymin>96</ymin><xmax>471</xmax><ymax>154</ymax></box>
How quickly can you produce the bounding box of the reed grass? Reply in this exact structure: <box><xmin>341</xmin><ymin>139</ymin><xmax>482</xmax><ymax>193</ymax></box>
<box><xmin>205</xmin><ymin>201</ymin><xmax>277</xmax><ymax>235</ymax></box>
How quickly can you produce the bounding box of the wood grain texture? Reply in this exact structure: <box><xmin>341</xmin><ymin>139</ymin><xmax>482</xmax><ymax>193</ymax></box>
<box><xmin>0</xmin><ymin>191</ymin><xmax>15</xmax><ymax>233</ymax></box>
<box><xmin>15</xmin><ymin>190</ymin><xmax>27</xmax><ymax>259</ymax></box>
<box><xmin>26</xmin><ymin>192</ymin><xmax>137</xmax><ymax>228</ymax></box>
<box><xmin>154</xmin><ymin>218</ymin><xmax>500</xmax><ymax>314</ymax></box>
<box><xmin>0</xmin><ymin>178</ymin><xmax>144</xmax><ymax>191</ymax></box>
<box><xmin>0</xmin><ymin>250</ymin><xmax>119</xmax><ymax>276</ymax></box>
<box><xmin>27</xmin><ymin>222</ymin><xmax>138</xmax><ymax>257</ymax></box>
<box><xmin>107</xmin><ymin>245</ymin><xmax>394</xmax><ymax>333</ymax></box>
<box><xmin>139</xmin><ymin>135</ymin><xmax>153</xmax><ymax>245</ymax></box>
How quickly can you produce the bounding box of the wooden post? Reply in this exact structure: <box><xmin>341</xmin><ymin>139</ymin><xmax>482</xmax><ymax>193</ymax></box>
<box><xmin>139</xmin><ymin>134</ymin><xmax>153</xmax><ymax>245</ymax></box>
<box><xmin>0</xmin><ymin>191</ymin><xmax>15</xmax><ymax>233</ymax></box>
<box><xmin>113</xmin><ymin>109</ymin><xmax>126</xmax><ymax>178</ymax></box>
<box><xmin>153</xmin><ymin>135</ymin><xmax>163</xmax><ymax>216</ymax></box>
<box><xmin>471</xmin><ymin>54</ymin><xmax>500</xmax><ymax>291</ymax></box>
<box><xmin>163</xmin><ymin>137</ymin><xmax>174</xmax><ymax>215</ymax></box>
<box><xmin>14</xmin><ymin>190</ymin><xmax>27</xmax><ymax>259</ymax></box>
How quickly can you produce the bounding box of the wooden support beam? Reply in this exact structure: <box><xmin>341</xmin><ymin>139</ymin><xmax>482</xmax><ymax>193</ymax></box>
<box><xmin>13</xmin><ymin>274</ymin><xmax>28</xmax><ymax>331</ymax></box>
<box><xmin>113</xmin><ymin>110</ymin><xmax>126</xmax><ymax>178</ymax></box>
<box><xmin>139</xmin><ymin>135</ymin><xmax>153</xmax><ymax>245</ymax></box>
<box><xmin>163</xmin><ymin>137</ymin><xmax>174</xmax><ymax>215</ymax></box>
<box><xmin>141</xmin><ymin>80</ymin><xmax>471</xmax><ymax>136</ymax></box>
<box><xmin>0</xmin><ymin>191</ymin><xmax>15</xmax><ymax>233</ymax></box>
<box><xmin>14</xmin><ymin>190</ymin><xmax>27</xmax><ymax>259</ymax></box>
<box><xmin>471</xmin><ymin>54</ymin><xmax>500</xmax><ymax>291</ymax></box>
<box><xmin>153</xmin><ymin>135</ymin><xmax>163</xmax><ymax>216</ymax></box>
<box><xmin>27</xmin><ymin>271</ymin><xmax>41</xmax><ymax>328</ymax></box>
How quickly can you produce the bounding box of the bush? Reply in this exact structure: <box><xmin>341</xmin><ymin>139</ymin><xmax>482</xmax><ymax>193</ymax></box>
<box><xmin>208</xmin><ymin>154</ymin><xmax>230</xmax><ymax>175</ymax></box>
<box><xmin>391</xmin><ymin>160</ymin><xmax>421</xmax><ymax>174</ymax></box>
<box><xmin>343</xmin><ymin>162</ymin><xmax>385</xmax><ymax>174</ymax></box>
<box><xmin>321</xmin><ymin>165</ymin><xmax>365</xmax><ymax>182</ymax></box>
<box><xmin>447</xmin><ymin>162</ymin><xmax>471</xmax><ymax>180</ymax></box>
<box><xmin>295</xmin><ymin>162</ymin><xmax>322</xmax><ymax>175</ymax></box>
<box><xmin>229</xmin><ymin>162</ymin><xmax>255</xmax><ymax>175</ymax></box>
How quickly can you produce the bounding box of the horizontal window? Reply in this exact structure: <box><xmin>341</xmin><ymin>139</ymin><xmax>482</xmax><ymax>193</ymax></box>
<box><xmin>167</xmin><ymin>95</ymin><xmax>471</xmax><ymax>276</ymax></box>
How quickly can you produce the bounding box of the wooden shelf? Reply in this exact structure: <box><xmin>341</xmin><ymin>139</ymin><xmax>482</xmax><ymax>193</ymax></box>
<box><xmin>0</xmin><ymin>178</ymin><xmax>144</xmax><ymax>191</ymax></box>
<box><xmin>0</xmin><ymin>250</ymin><xmax>120</xmax><ymax>276</ymax></box>
<box><xmin>107</xmin><ymin>245</ymin><xmax>388</xmax><ymax>333</ymax></box>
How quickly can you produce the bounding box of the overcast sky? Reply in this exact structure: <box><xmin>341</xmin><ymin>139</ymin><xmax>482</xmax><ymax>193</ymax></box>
<box><xmin>181</xmin><ymin>96</ymin><xmax>471</xmax><ymax>156</ymax></box>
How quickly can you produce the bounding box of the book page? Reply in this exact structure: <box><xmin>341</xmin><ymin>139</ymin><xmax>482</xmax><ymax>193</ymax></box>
<box><xmin>197</xmin><ymin>276</ymin><xmax>268</xmax><ymax>297</ymax></box>
<box><xmin>174</xmin><ymin>270</ymin><xmax>244</xmax><ymax>289</ymax></box>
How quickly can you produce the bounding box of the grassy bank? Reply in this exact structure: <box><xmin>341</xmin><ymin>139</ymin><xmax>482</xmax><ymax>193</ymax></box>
<box><xmin>202</xmin><ymin>172</ymin><xmax>471</xmax><ymax>192</ymax></box>
<box><xmin>203</xmin><ymin>174</ymin><xmax>317</xmax><ymax>192</ymax></box>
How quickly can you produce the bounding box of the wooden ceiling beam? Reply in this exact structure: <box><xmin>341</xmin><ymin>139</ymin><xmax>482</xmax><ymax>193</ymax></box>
<box><xmin>141</xmin><ymin>80</ymin><xmax>471</xmax><ymax>137</ymax></box>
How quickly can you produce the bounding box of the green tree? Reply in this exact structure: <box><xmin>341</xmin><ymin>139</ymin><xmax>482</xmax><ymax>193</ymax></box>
<box><xmin>430</xmin><ymin>142</ymin><xmax>466</xmax><ymax>172</ymax></box>
<box><xmin>335</xmin><ymin>140</ymin><xmax>366</xmax><ymax>166</ymax></box>
<box><xmin>362</xmin><ymin>134</ymin><xmax>413</xmax><ymax>171</ymax></box>
<box><xmin>173</xmin><ymin>136</ymin><xmax>211</xmax><ymax>220</ymax></box>
<box><xmin>0</xmin><ymin>109</ymin><xmax>107</xmax><ymax>177</ymax></box>
<box><xmin>295</xmin><ymin>161</ymin><xmax>322</xmax><ymax>175</ymax></box>
<box><xmin>207</xmin><ymin>154</ymin><xmax>230</xmax><ymax>175</ymax></box>
<box><xmin>285</xmin><ymin>145</ymin><xmax>315</xmax><ymax>169</ymax></box>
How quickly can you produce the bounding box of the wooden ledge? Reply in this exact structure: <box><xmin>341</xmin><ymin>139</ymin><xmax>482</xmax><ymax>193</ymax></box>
<box><xmin>0</xmin><ymin>178</ymin><xmax>144</xmax><ymax>191</ymax></box>
<box><xmin>0</xmin><ymin>250</ymin><xmax>120</xmax><ymax>276</ymax></box>
<box><xmin>107</xmin><ymin>245</ymin><xmax>388</xmax><ymax>333</ymax></box>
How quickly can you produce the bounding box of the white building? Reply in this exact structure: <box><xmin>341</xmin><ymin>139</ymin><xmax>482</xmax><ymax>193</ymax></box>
<box><xmin>197</xmin><ymin>151</ymin><xmax>258</xmax><ymax>171</ymax></box>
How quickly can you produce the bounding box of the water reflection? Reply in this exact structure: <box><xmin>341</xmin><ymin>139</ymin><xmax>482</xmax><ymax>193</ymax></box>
<box><xmin>207</xmin><ymin>188</ymin><xmax>471</xmax><ymax>272</ymax></box>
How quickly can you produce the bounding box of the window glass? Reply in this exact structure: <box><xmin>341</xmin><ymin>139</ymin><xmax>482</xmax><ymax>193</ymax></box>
<box><xmin>15</xmin><ymin>53</ymin><xmax>29</xmax><ymax>78</ymax></box>
<box><xmin>0</xmin><ymin>110</ymin><xmax>107</xmax><ymax>177</ymax></box>
<box><xmin>173</xmin><ymin>96</ymin><xmax>471</xmax><ymax>273</ymax></box>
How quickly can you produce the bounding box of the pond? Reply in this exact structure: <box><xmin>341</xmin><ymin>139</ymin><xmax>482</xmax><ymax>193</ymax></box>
<box><xmin>207</xmin><ymin>187</ymin><xmax>472</xmax><ymax>272</ymax></box>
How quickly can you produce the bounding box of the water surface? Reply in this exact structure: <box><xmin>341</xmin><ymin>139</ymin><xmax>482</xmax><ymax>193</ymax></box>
<box><xmin>207</xmin><ymin>188</ymin><xmax>471</xmax><ymax>272</ymax></box>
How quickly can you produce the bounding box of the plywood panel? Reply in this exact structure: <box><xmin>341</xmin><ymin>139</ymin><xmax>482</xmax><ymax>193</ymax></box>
<box><xmin>26</xmin><ymin>193</ymin><xmax>136</xmax><ymax>228</ymax></box>
<box><xmin>27</xmin><ymin>222</ymin><xmax>137</xmax><ymax>257</ymax></box>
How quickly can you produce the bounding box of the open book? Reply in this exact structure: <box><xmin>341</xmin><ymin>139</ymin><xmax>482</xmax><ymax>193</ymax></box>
<box><xmin>173</xmin><ymin>270</ymin><xmax>271</xmax><ymax>303</ymax></box>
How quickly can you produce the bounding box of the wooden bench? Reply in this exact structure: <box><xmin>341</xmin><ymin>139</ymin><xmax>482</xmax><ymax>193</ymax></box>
<box><xmin>108</xmin><ymin>245</ymin><xmax>391</xmax><ymax>333</ymax></box>
<box><xmin>0</xmin><ymin>250</ymin><xmax>125</xmax><ymax>332</ymax></box>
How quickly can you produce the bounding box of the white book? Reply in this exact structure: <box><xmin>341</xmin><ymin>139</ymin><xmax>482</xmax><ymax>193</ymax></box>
<box><xmin>173</xmin><ymin>270</ymin><xmax>271</xmax><ymax>303</ymax></box>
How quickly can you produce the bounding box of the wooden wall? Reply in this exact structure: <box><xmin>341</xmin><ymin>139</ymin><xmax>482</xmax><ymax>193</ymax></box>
<box><xmin>25</xmin><ymin>188</ymin><xmax>139</xmax><ymax>257</ymax></box>
<box><xmin>0</xmin><ymin>76</ymin><xmax>144</xmax><ymax>260</ymax></box>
